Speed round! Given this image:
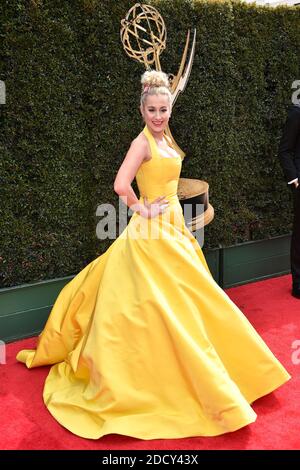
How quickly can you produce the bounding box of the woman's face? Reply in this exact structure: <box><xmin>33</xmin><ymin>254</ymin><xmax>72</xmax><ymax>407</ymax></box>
<box><xmin>140</xmin><ymin>94</ymin><xmax>171</xmax><ymax>135</ymax></box>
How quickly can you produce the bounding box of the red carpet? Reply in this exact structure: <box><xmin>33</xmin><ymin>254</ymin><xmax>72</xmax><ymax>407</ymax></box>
<box><xmin>1</xmin><ymin>274</ymin><xmax>299</xmax><ymax>450</ymax></box>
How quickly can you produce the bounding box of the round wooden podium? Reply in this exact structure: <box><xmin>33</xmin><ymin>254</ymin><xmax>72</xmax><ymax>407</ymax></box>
<box><xmin>177</xmin><ymin>178</ymin><xmax>214</xmax><ymax>232</ymax></box>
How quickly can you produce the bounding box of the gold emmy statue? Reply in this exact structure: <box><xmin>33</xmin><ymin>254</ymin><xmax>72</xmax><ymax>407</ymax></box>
<box><xmin>120</xmin><ymin>3</ymin><xmax>214</xmax><ymax>230</ymax></box>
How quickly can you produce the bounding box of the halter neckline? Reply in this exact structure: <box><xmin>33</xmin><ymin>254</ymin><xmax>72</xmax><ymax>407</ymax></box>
<box><xmin>143</xmin><ymin>125</ymin><xmax>181</xmax><ymax>160</ymax></box>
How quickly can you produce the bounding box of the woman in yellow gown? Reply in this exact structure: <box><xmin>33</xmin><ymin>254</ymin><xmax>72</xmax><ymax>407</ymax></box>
<box><xmin>17</xmin><ymin>70</ymin><xmax>290</xmax><ymax>440</ymax></box>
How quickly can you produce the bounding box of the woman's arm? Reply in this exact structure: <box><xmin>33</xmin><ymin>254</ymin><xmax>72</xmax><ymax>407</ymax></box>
<box><xmin>114</xmin><ymin>135</ymin><xmax>149</xmax><ymax>217</ymax></box>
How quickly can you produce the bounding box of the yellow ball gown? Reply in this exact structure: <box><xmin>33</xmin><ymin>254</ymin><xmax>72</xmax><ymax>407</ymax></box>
<box><xmin>17</xmin><ymin>125</ymin><xmax>290</xmax><ymax>440</ymax></box>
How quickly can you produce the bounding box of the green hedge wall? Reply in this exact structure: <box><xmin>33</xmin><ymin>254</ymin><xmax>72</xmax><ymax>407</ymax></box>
<box><xmin>1</xmin><ymin>0</ymin><xmax>300</xmax><ymax>287</ymax></box>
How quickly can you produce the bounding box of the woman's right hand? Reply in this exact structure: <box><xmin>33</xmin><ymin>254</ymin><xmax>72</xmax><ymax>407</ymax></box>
<box><xmin>142</xmin><ymin>196</ymin><xmax>169</xmax><ymax>218</ymax></box>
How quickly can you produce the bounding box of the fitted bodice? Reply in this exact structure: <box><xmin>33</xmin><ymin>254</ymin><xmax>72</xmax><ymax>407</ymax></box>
<box><xmin>135</xmin><ymin>126</ymin><xmax>182</xmax><ymax>208</ymax></box>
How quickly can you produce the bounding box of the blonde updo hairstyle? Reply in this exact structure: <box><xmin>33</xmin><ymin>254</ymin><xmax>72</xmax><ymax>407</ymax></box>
<box><xmin>140</xmin><ymin>70</ymin><xmax>172</xmax><ymax>109</ymax></box>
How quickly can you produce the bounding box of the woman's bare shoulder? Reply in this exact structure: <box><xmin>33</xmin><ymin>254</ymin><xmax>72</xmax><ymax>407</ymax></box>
<box><xmin>131</xmin><ymin>132</ymin><xmax>152</xmax><ymax>162</ymax></box>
